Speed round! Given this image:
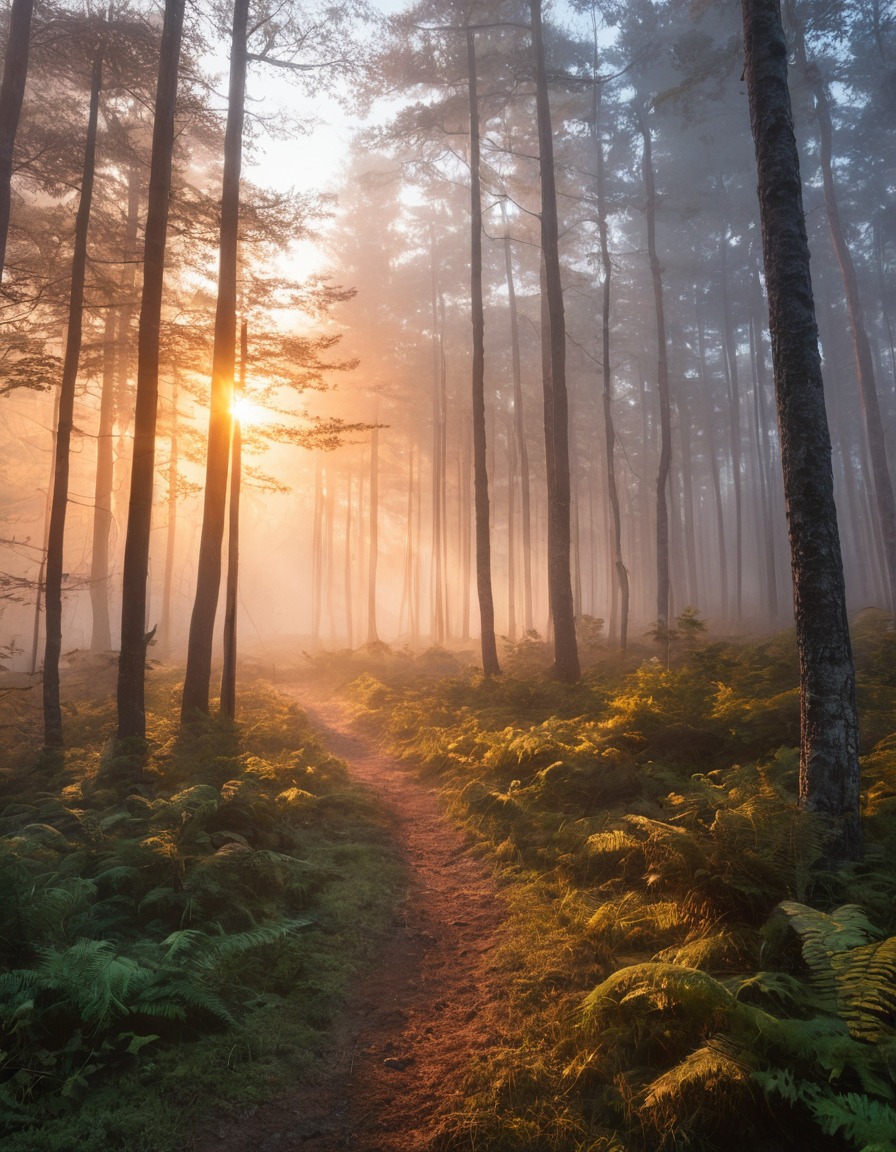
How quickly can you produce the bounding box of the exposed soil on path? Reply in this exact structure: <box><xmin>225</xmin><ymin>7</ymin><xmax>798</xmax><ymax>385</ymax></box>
<box><xmin>193</xmin><ymin>693</ymin><xmax>506</xmax><ymax>1152</ymax></box>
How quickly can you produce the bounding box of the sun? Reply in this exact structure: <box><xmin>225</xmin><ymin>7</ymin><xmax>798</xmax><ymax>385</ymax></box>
<box><xmin>231</xmin><ymin>396</ymin><xmax>267</xmax><ymax>426</ymax></box>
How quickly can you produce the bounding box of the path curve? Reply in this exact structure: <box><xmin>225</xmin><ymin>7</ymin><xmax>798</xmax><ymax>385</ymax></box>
<box><xmin>194</xmin><ymin>694</ymin><xmax>504</xmax><ymax>1152</ymax></box>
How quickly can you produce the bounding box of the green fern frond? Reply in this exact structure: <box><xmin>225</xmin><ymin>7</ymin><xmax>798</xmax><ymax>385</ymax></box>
<box><xmin>805</xmin><ymin>1088</ymin><xmax>896</xmax><ymax>1149</ymax></box>
<box><xmin>160</xmin><ymin>929</ymin><xmax>207</xmax><ymax>961</ymax></box>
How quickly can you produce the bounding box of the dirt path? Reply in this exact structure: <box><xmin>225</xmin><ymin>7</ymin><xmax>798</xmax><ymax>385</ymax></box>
<box><xmin>194</xmin><ymin>695</ymin><xmax>505</xmax><ymax>1152</ymax></box>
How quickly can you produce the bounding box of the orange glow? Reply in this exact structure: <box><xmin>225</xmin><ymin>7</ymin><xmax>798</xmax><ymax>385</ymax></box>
<box><xmin>231</xmin><ymin>397</ymin><xmax>266</xmax><ymax>426</ymax></box>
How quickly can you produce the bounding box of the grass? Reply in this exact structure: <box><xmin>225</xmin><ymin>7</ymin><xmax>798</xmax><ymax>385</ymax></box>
<box><xmin>311</xmin><ymin>619</ymin><xmax>896</xmax><ymax>1152</ymax></box>
<box><xmin>0</xmin><ymin>659</ymin><xmax>402</xmax><ymax>1152</ymax></box>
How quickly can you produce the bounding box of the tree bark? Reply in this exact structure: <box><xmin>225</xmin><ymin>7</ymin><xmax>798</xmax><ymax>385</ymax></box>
<box><xmin>741</xmin><ymin>0</ymin><xmax>861</xmax><ymax>861</ymax></box>
<box><xmin>366</xmin><ymin>421</ymin><xmax>380</xmax><ymax>644</ymax></box>
<box><xmin>719</xmin><ymin>225</ymin><xmax>744</xmax><ymax>620</ymax></box>
<box><xmin>467</xmin><ymin>28</ymin><xmax>500</xmax><ymax>676</ymax></box>
<box><xmin>531</xmin><ymin>0</ymin><xmax>579</xmax><ymax>681</ymax></box>
<box><xmin>91</xmin><ymin>164</ymin><xmax>140</xmax><ymax>654</ymax></box>
<box><xmin>639</xmin><ymin>102</ymin><xmax>673</xmax><ymax>637</ymax></box>
<box><xmin>181</xmin><ymin>0</ymin><xmax>249</xmax><ymax>721</ymax></box>
<box><xmin>594</xmin><ymin>78</ymin><xmax>629</xmax><ymax>650</ymax></box>
<box><xmin>90</xmin><ymin>308</ymin><xmax>117</xmax><ymax>652</ymax></box>
<box><xmin>43</xmin><ymin>42</ymin><xmax>103</xmax><ymax>748</ymax></box>
<box><xmin>696</xmin><ymin>290</ymin><xmax>728</xmax><ymax>620</ymax></box>
<box><xmin>158</xmin><ymin>371</ymin><xmax>180</xmax><ymax>654</ymax></box>
<box><xmin>117</xmin><ymin>0</ymin><xmax>185</xmax><ymax>742</ymax></box>
<box><xmin>311</xmin><ymin>453</ymin><xmax>323</xmax><ymax>646</ymax></box>
<box><xmin>344</xmin><ymin>468</ymin><xmax>354</xmax><ymax>648</ymax></box>
<box><xmin>501</xmin><ymin>201</ymin><xmax>533</xmax><ymax>633</ymax></box>
<box><xmin>0</xmin><ymin>0</ymin><xmax>35</xmax><ymax>282</ymax></box>
<box><xmin>429</xmin><ymin>223</ymin><xmax>446</xmax><ymax>644</ymax></box>
<box><xmin>220</xmin><ymin>318</ymin><xmax>245</xmax><ymax>720</ymax></box>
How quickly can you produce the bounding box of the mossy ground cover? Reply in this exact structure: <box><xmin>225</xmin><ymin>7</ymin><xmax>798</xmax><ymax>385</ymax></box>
<box><xmin>320</xmin><ymin>613</ymin><xmax>896</xmax><ymax>1152</ymax></box>
<box><xmin>0</xmin><ymin>659</ymin><xmax>401</xmax><ymax>1152</ymax></box>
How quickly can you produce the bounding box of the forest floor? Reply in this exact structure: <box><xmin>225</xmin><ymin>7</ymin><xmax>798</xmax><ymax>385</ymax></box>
<box><xmin>194</xmin><ymin>692</ymin><xmax>507</xmax><ymax>1152</ymax></box>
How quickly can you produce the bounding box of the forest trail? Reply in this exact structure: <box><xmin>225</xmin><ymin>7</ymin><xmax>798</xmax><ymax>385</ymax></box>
<box><xmin>193</xmin><ymin>692</ymin><xmax>506</xmax><ymax>1152</ymax></box>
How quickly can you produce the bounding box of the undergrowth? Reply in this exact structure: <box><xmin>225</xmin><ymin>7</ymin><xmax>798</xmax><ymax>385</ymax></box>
<box><xmin>316</xmin><ymin>613</ymin><xmax>896</xmax><ymax>1152</ymax></box>
<box><xmin>0</xmin><ymin>661</ymin><xmax>400</xmax><ymax>1151</ymax></box>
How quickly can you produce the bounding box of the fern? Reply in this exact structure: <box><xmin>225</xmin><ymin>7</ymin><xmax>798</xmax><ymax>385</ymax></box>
<box><xmin>793</xmin><ymin>1086</ymin><xmax>896</xmax><ymax>1150</ymax></box>
<box><xmin>778</xmin><ymin>902</ymin><xmax>896</xmax><ymax>1039</ymax></box>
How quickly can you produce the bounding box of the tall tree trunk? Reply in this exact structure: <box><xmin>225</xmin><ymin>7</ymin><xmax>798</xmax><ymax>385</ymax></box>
<box><xmin>531</xmin><ymin>0</ymin><xmax>579</xmax><ymax>681</ymax></box>
<box><xmin>507</xmin><ymin>418</ymin><xmax>517</xmax><ymax>640</ymax></box>
<box><xmin>399</xmin><ymin>444</ymin><xmax>414</xmax><ymax>638</ymax></box>
<box><xmin>461</xmin><ymin>426</ymin><xmax>472</xmax><ymax>641</ymax></box>
<box><xmin>0</xmin><ymin>0</ymin><xmax>35</xmax><ymax>282</ymax></box>
<box><xmin>696</xmin><ymin>290</ymin><xmax>728</xmax><ymax>620</ymax></box>
<box><xmin>181</xmin><ymin>0</ymin><xmax>248</xmax><ymax>721</ymax></box>
<box><xmin>117</xmin><ymin>0</ymin><xmax>185</xmax><ymax>743</ymax></box>
<box><xmin>429</xmin><ymin>224</ymin><xmax>446</xmax><ymax>645</ymax></box>
<box><xmin>344</xmin><ymin>468</ymin><xmax>354</xmax><ymax>648</ymax></box>
<box><xmin>741</xmin><ymin>0</ymin><xmax>861</xmax><ymax>861</ymax></box>
<box><xmin>43</xmin><ymin>43</ymin><xmax>103</xmax><ymax>748</ymax></box>
<box><xmin>91</xmin><ymin>165</ymin><xmax>140</xmax><ymax>654</ymax></box>
<box><xmin>467</xmin><ymin>28</ymin><xmax>499</xmax><ymax>676</ymax></box>
<box><xmin>158</xmin><ymin>371</ymin><xmax>180</xmax><ymax>654</ymax></box>
<box><xmin>220</xmin><ymin>318</ymin><xmax>245</xmax><ymax>720</ymax></box>
<box><xmin>676</xmin><ymin>392</ymin><xmax>700</xmax><ymax>608</ymax></box>
<box><xmin>311</xmin><ymin>453</ymin><xmax>323</xmax><ymax>646</ymax></box>
<box><xmin>786</xmin><ymin>0</ymin><xmax>896</xmax><ymax>610</ymax></box>
<box><xmin>639</xmin><ymin>103</ymin><xmax>673</xmax><ymax>637</ymax></box>
<box><xmin>90</xmin><ymin>309</ymin><xmax>116</xmax><ymax>652</ymax></box>
<box><xmin>31</xmin><ymin>388</ymin><xmax>59</xmax><ymax>676</ymax></box>
<box><xmin>719</xmin><ymin>226</ymin><xmax>744</xmax><ymax>619</ymax></box>
<box><xmin>749</xmin><ymin>287</ymin><xmax>780</xmax><ymax>619</ymax></box>
<box><xmin>366</xmin><ymin>421</ymin><xmax>380</xmax><ymax>644</ymax></box>
<box><xmin>594</xmin><ymin>78</ymin><xmax>629</xmax><ymax>649</ymax></box>
<box><xmin>501</xmin><ymin>201</ymin><xmax>533</xmax><ymax>632</ymax></box>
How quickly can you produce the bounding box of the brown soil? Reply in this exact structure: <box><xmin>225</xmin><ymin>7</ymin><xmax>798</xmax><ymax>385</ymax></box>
<box><xmin>193</xmin><ymin>694</ymin><xmax>505</xmax><ymax>1152</ymax></box>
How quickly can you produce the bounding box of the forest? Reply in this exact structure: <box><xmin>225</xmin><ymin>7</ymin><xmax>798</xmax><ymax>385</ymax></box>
<box><xmin>1</xmin><ymin>0</ymin><xmax>895</xmax><ymax>1148</ymax></box>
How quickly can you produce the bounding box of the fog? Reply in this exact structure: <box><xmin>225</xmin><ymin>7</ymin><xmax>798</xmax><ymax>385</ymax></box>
<box><xmin>1</xmin><ymin>0</ymin><xmax>894</xmax><ymax>685</ymax></box>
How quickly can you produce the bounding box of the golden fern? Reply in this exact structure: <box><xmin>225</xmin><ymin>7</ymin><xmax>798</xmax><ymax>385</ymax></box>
<box><xmin>831</xmin><ymin>936</ymin><xmax>896</xmax><ymax>1041</ymax></box>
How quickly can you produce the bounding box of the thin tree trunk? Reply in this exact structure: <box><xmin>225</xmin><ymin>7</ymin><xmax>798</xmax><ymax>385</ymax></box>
<box><xmin>501</xmin><ymin>200</ymin><xmax>533</xmax><ymax>632</ymax></box>
<box><xmin>696</xmin><ymin>290</ymin><xmax>728</xmax><ymax>620</ymax></box>
<box><xmin>0</xmin><ymin>0</ymin><xmax>35</xmax><ymax>282</ymax></box>
<box><xmin>749</xmin><ymin>290</ymin><xmax>780</xmax><ymax>619</ymax></box>
<box><xmin>507</xmin><ymin>417</ymin><xmax>517</xmax><ymax>641</ymax></box>
<box><xmin>741</xmin><ymin>0</ymin><xmax>861</xmax><ymax>861</ymax></box>
<box><xmin>639</xmin><ymin>103</ymin><xmax>673</xmax><ymax>637</ymax></box>
<box><xmin>220</xmin><ymin>318</ymin><xmax>245</xmax><ymax>720</ymax></box>
<box><xmin>90</xmin><ymin>309</ymin><xmax>116</xmax><ymax>652</ymax></box>
<box><xmin>719</xmin><ymin>226</ymin><xmax>744</xmax><ymax>619</ymax></box>
<box><xmin>467</xmin><ymin>28</ymin><xmax>499</xmax><ymax>676</ymax></box>
<box><xmin>399</xmin><ymin>444</ymin><xmax>414</xmax><ymax>638</ymax></box>
<box><xmin>311</xmin><ymin>453</ymin><xmax>323</xmax><ymax>646</ymax></box>
<box><xmin>117</xmin><ymin>0</ymin><xmax>185</xmax><ymax>742</ymax></box>
<box><xmin>676</xmin><ymin>392</ymin><xmax>700</xmax><ymax>608</ymax></box>
<box><xmin>31</xmin><ymin>387</ymin><xmax>59</xmax><ymax>676</ymax></box>
<box><xmin>43</xmin><ymin>43</ymin><xmax>103</xmax><ymax>748</ymax></box>
<box><xmin>429</xmin><ymin>224</ymin><xmax>446</xmax><ymax>645</ymax></box>
<box><xmin>91</xmin><ymin>165</ymin><xmax>140</xmax><ymax>654</ymax></box>
<box><xmin>594</xmin><ymin>77</ymin><xmax>629</xmax><ymax>649</ymax></box>
<box><xmin>344</xmin><ymin>468</ymin><xmax>354</xmax><ymax>648</ymax></box>
<box><xmin>366</xmin><ymin>421</ymin><xmax>380</xmax><ymax>644</ymax></box>
<box><xmin>181</xmin><ymin>0</ymin><xmax>248</xmax><ymax>721</ymax></box>
<box><xmin>158</xmin><ymin>371</ymin><xmax>180</xmax><ymax>653</ymax></box>
<box><xmin>461</xmin><ymin>425</ymin><xmax>471</xmax><ymax>641</ymax></box>
<box><xmin>531</xmin><ymin>0</ymin><xmax>579</xmax><ymax>681</ymax></box>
